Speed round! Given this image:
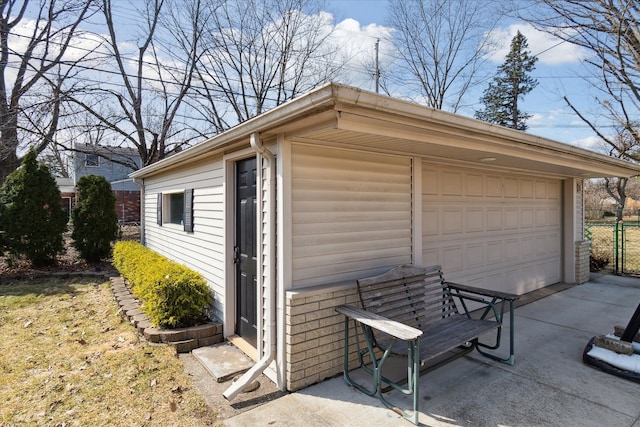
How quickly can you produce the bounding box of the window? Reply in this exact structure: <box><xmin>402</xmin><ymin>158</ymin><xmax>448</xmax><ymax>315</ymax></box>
<box><xmin>157</xmin><ymin>189</ymin><xmax>194</xmax><ymax>232</ymax></box>
<box><xmin>85</xmin><ymin>153</ymin><xmax>99</xmax><ymax>167</ymax></box>
<box><xmin>166</xmin><ymin>192</ymin><xmax>184</xmax><ymax>225</ymax></box>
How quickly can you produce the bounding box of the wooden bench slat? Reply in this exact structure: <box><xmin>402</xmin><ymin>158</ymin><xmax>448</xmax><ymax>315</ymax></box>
<box><xmin>360</xmin><ymin>276</ymin><xmax>443</xmax><ymax>294</ymax></box>
<box><xmin>419</xmin><ymin>316</ymin><xmax>499</xmax><ymax>361</ymax></box>
<box><xmin>335</xmin><ymin>304</ymin><xmax>423</xmax><ymax>341</ymax></box>
<box><xmin>375</xmin><ymin>305</ymin><xmax>458</xmax><ymax>328</ymax></box>
<box><xmin>368</xmin><ymin>293</ymin><xmax>454</xmax><ymax>317</ymax></box>
<box><xmin>373</xmin><ymin>315</ymin><xmax>500</xmax><ymax>361</ymax></box>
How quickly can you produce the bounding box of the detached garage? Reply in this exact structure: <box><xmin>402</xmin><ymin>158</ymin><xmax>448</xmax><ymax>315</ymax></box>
<box><xmin>130</xmin><ymin>83</ymin><xmax>640</xmax><ymax>395</ymax></box>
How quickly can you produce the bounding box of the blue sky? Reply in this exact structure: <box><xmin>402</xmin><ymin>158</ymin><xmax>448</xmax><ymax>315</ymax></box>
<box><xmin>325</xmin><ymin>0</ymin><xmax>606</xmax><ymax>149</ymax></box>
<box><xmin>12</xmin><ymin>1</ymin><xmax>606</xmax><ymax>154</ymax></box>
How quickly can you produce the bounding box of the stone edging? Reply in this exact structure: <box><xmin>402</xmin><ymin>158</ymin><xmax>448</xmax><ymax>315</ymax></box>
<box><xmin>110</xmin><ymin>276</ymin><xmax>223</xmax><ymax>352</ymax></box>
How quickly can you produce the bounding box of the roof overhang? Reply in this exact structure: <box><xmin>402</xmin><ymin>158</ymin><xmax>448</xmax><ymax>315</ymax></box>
<box><xmin>131</xmin><ymin>83</ymin><xmax>640</xmax><ymax>180</ymax></box>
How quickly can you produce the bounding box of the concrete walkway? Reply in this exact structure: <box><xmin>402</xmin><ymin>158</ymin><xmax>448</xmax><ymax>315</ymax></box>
<box><xmin>224</xmin><ymin>274</ymin><xmax>640</xmax><ymax>426</ymax></box>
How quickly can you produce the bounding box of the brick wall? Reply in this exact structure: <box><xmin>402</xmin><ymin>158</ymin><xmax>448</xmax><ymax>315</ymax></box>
<box><xmin>61</xmin><ymin>190</ymin><xmax>139</xmax><ymax>223</ymax></box>
<box><xmin>575</xmin><ymin>240</ymin><xmax>591</xmax><ymax>284</ymax></box>
<box><xmin>285</xmin><ymin>283</ymin><xmax>368</xmax><ymax>391</ymax></box>
<box><xmin>114</xmin><ymin>190</ymin><xmax>140</xmax><ymax>224</ymax></box>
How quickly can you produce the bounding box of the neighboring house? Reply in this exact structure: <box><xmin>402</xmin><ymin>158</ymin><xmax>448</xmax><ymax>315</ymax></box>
<box><xmin>129</xmin><ymin>83</ymin><xmax>640</xmax><ymax>396</ymax></box>
<box><xmin>72</xmin><ymin>143</ymin><xmax>142</xmax><ymax>224</ymax></box>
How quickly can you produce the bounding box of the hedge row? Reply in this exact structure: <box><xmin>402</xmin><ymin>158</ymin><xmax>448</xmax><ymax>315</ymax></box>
<box><xmin>113</xmin><ymin>241</ymin><xmax>212</xmax><ymax>328</ymax></box>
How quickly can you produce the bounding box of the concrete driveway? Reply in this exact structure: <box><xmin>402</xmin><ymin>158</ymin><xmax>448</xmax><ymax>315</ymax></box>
<box><xmin>224</xmin><ymin>274</ymin><xmax>640</xmax><ymax>427</ymax></box>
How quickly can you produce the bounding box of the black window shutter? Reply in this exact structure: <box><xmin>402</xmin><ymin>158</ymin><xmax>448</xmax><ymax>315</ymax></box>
<box><xmin>157</xmin><ymin>193</ymin><xmax>162</xmax><ymax>226</ymax></box>
<box><xmin>183</xmin><ymin>188</ymin><xmax>194</xmax><ymax>232</ymax></box>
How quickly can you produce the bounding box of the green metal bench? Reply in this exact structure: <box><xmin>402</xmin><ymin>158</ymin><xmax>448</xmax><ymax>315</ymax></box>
<box><xmin>335</xmin><ymin>264</ymin><xmax>518</xmax><ymax>425</ymax></box>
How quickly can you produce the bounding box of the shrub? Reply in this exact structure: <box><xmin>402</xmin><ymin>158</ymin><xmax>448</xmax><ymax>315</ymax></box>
<box><xmin>113</xmin><ymin>241</ymin><xmax>212</xmax><ymax>328</ymax></box>
<box><xmin>72</xmin><ymin>175</ymin><xmax>119</xmax><ymax>262</ymax></box>
<box><xmin>590</xmin><ymin>253</ymin><xmax>610</xmax><ymax>272</ymax></box>
<box><xmin>0</xmin><ymin>149</ymin><xmax>67</xmax><ymax>266</ymax></box>
<box><xmin>585</xmin><ymin>225</ymin><xmax>611</xmax><ymax>272</ymax></box>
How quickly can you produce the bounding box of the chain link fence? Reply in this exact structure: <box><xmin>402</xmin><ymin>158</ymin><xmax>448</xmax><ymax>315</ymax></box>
<box><xmin>586</xmin><ymin>221</ymin><xmax>640</xmax><ymax>275</ymax></box>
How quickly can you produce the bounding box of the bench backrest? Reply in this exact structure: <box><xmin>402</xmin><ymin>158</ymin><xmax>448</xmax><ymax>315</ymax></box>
<box><xmin>356</xmin><ymin>265</ymin><xmax>459</xmax><ymax>345</ymax></box>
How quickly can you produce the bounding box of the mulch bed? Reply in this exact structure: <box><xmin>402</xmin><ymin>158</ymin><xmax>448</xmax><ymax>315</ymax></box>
<box><xmin>0</xmin><ymin>226</ymin><xmax>139</xmax><ymax>279</ymax></box>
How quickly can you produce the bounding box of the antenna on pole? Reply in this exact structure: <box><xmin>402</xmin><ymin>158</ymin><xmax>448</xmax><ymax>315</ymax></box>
<box><xmin>375</xmin><ymin>38</ymin><xmax>380</xmax><ymax>93</ymax></box>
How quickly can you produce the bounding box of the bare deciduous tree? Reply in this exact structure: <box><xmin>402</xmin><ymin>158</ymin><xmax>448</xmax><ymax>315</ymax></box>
<box><xmin>524</xmin><ymin>1</ymin><xmax>640</xmax><ymax>156</ymax></box>
<box><xmin>387</xmin><ymin>0</ymin><xmax>501</xmax><ymax>112</ymax></box>
<box><xmin>0</xmin><ymin>0</ymin><xmax>98</xmax><ymax>184</ymax></box>
<box><xmin>598</xmin><ymin>130</ymin><xmax>640</xmax><ymax>220</ymax></box>
<box><xmin>67</xmin><ymin>0</ymin><xmax>205</xmax><ymax>169</ymax></box>
<box><xmin>585</xmin><ymin>176</ymin><xmax>640</xmax><ymax>221</ymax></box>
<box><xmin>191</xmin><ymin>0</ymin><xmax>342</xmax><ymax>132</ymax></box>
<box><xmin>583</xmin><ymin>178</ymin><xmax>609</xmax><ymax>220</ymax></box>
<box><xmin>520</xmin><ymin>1</ymin><xmax>640</xmax><ymax>219</ymax></box>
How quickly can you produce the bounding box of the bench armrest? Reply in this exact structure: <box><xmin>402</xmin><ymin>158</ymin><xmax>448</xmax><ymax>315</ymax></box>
<box><xmin>446</xmin><ymin>282</ymin><xmax>519</xmax><ymax>301</ymax></box>
<box><xmin>335</xmin><ymin>304</ymin><xmax>423</xmax><ymax>341</ymax></box>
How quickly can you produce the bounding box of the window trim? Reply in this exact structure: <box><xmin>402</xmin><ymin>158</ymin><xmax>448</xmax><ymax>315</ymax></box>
<box><xmin>157</xmin><ymin>189</ymin><xmax>194</xmax><ymax>232</ymax></box>
<box><xmin>184</xmin><ymin>188</ymin><xmax>194</xmax><ymax>232</ymax></box>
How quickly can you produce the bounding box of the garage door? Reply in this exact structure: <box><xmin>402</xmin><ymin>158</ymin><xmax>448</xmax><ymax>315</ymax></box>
<box><xmin>422</xmin><ymin>162</ymin><xmax>562</xmax><ymax>295</ymax></box>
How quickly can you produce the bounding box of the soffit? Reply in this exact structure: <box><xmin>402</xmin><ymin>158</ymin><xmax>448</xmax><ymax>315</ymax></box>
<box><xmin>287</xmin><ymin>111</ymin><xmax>639</xmax><ymax>179</ymax></box>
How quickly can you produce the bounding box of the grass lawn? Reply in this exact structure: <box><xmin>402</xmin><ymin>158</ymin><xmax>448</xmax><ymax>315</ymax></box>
<box><xmin>0</xmin><ymin>276</ymin><xmax>219</xmax><ymax>426</ymax></box>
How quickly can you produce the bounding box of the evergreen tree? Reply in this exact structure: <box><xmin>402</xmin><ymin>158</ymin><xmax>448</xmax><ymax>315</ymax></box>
<box><xmin>72</xmin><ymin>175</ymin><xmax>119</xmax><ymax>263</ymax></box>
<box><xmin>0</xmin><ymin>149</ymin><xmax>67</xmax><ymax>266</ymax></box>
<box><xmin>475</xmin><ymin>31</ymin><xmax>538</xmax><ymax>131</ymax></box>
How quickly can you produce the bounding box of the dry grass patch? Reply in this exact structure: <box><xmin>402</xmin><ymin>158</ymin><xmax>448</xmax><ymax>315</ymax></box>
<box><xmin>0</xmin><ymin>277</ymin><xmax>218</xmax><ymax>426</ymax></box>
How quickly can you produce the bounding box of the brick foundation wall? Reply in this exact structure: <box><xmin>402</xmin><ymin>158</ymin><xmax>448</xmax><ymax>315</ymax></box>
<box><xmin>575</xmin><ymin>240</ymin><xmax>591</xmax><ymax>284</ymax></box>
<box><xmin>114</xmin><ymin>190</ymin><xmax>140</xmax><ymax>223</ymax></box>
<box><xmin>286</xmin><ymin>283</ymin><xmax>369</xmax><ymax>391</ymax></box>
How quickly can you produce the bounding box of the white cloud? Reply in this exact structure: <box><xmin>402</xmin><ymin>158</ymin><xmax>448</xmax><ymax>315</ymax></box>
<box><xmin>527</xmin><ymin>112</ymin><xmax>545</xmax><ymax>127</ymax></box>
<box><xmin>485</xmin><ymin>23</ymin><xmax>590</xmax><ymax>65</ymax></box>
<box><xmin>329</xmin><ymin>18</ymin><xmax>396</xmax><ymax>90</ymax></box>
<box><xmin>570</xmin><ymin>135</ymin><xmax>605</xmax><ymax>151</ymax></box>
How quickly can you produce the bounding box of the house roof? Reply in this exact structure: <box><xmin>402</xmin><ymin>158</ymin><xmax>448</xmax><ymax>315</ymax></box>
<box><xmin>131</xmin><ymin>83</ymin><xmax>640</xmax><ymax>180</ymax></box>
<box><xmin>74</xmin><ymin>143</ymin><xmax>140</xmax><ymax>158</ymax></box>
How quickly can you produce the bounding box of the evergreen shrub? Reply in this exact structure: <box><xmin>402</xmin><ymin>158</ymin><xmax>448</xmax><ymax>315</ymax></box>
<box><xmin>0</xmin><ymin>149</ymin><xmax>67</xmax><ymax>266</ymax></box>
<box><xmin>113</xmin><ymin>241</ymin><xmax>212</xmax><ymax>328</ymax></box>
<box><xmin>72</xmin><ymin>175</ymin><xmax>119</xmax><ymax>262</ymax></box>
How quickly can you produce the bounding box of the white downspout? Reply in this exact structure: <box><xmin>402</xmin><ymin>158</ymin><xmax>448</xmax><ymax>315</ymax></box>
<box><xmin>224</xmin><ymin>132</ymin><xmax>277</xmax><ymax>401</ymax></box>
<box><xmin>132</xmin><ymin>178</ymin><xmax>145</xmax><ymax>245</ymax></box>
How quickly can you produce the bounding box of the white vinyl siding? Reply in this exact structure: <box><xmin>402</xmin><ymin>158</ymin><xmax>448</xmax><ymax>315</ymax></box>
<box><xmin>257</xmin><ymin>154</ymin><xmax>269</xmax><ymax>356</ymax></box>
<box><xmin>422</xmin><ymin>163</ymin><xmax>562</xmax><ymax>295</ymax></box>
<box><xmin>144</xmin><ymin>157</ymin><xmax>226</xmax><ymax>320</ymax></box>
<box><xmin>291</xmin><ymin>144</ymin><xmax>412</xmax><ymax>288</ymax></box>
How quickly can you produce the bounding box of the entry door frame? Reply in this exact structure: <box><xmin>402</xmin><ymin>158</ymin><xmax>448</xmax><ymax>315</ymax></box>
<box><xmin>223</xmin><ymin>149</ymin><xmax>263</xmax><ymax>355</ymax></box>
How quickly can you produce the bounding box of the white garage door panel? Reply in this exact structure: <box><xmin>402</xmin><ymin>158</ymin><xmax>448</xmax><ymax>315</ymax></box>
<box><xmin>422</xmin><ymin>163</ymin><xmax>562</xmax><ymax>295</ymax></box>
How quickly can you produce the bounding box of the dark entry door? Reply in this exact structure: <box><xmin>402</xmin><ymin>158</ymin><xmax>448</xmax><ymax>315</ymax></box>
<box><xmin>235</xmin><ymin>157</ymin><xmax>257</xmax><ymax>347</ymax></box>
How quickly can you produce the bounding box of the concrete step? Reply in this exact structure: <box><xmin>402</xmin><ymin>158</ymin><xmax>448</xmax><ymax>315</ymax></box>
<box><xmin>192</xmin><ymin>342</ymin><xmax>255</xmax><ymax>383</ymax></box>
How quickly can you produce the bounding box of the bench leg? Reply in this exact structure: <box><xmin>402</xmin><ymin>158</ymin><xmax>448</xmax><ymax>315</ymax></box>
<box><xmin>476</xmin><ymin>298</ymin><xmax>516</xmax><ymax>365</ymax></box>
<box><xmin>375</xmin><ymin>338</ymin><xmax>420</xmax><ymax>425</ymax></box>
<box><xmin>340</xmin><ymin>317</ymin><xmax>421</xmax><ymax>425</ymax></box>
<box><xmin>409</xmin><ymin>339</ymin><xmax>420</xmax><ymax>425</ymax></box>
<box><xmin>341</xmin><ymin>317</ymin><xmax>378</xmax><ymax>397</ymax></box>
